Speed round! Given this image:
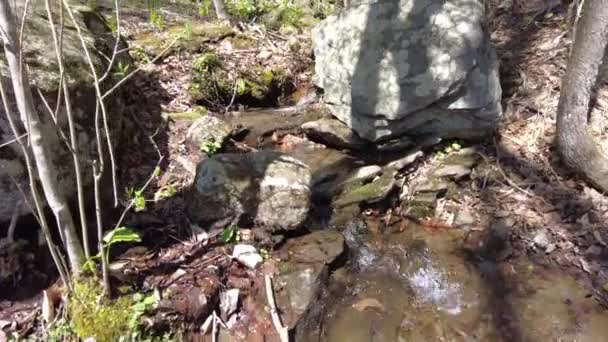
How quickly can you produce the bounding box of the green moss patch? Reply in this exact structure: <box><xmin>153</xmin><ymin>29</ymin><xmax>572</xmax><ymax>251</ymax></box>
<box><xmin>190</xmin><ymin>53</ymin><xmax>293</xmax><ymax>108</ymax></box>
<box><xmin>130</xmin><ymin>22</ymin><xmax>235</xmax><ymax>60</ymax></box>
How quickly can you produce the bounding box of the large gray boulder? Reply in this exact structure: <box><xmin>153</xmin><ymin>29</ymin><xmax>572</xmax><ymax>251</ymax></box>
<box><xmin>312</xmin><ymin>0</ymin><xmax>502</xmax><ymax>142</ymax></box>
<box><xmin>187</xmin><ymin>152</ymin><xmax>311</xmax><ymax>231</ymax></box>
<box><xmin>0</xmin><ymin>1</ymin><xmax>128</xmax><ymax>222</ymax></box>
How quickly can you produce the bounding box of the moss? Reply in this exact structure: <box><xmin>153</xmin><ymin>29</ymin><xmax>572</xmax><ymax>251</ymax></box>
<box><xmin>230</xmin><ymin>35</ymin><xmax>257</xmax><ymax>49</ymax></box>
<box><xmin>161</xmin><ymin>107</ymin><xmax>207</xmax><ymax>121</ymax></box>
<box><xmin>132</xmin><ymin>22</ymin><xmax>235</xmax><ymax>58</ymax></box>
<box><xmin>191</xmin><ymin>62</ymin><xmax>290</xmax><ymax>107</ymax></box>
<box><xmin>334</xmin><ymin>172</ymin><xmax>395</xmax><ymax>207</ymax></box>
<box><xmin>406</xmin><ymin>201</ymin><xmax>435</xmax><ymax>219</ymax></box>
<box><xmin>68</xmin><ymin>278</ymin><xmax>135</xmax><ymax>342</ymax></box>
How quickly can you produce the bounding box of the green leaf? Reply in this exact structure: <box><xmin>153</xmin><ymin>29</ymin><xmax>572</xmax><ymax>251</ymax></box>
<box><xmin>103</xmin><ymin>227</ymin><xmax>142</xmax><ymax>246</ymax></box>
<box><xmin>133</xmin><ymin>193</ymin><xmax>146</xmax><ymax>212</ymax></box>
<box><xmin>219</xmin><ymin>226</ymin><xmax>236</xmax><ymax>243</ymax></box>
<box><xmin>153</xmin><ymin>166</ymin><xmax>161</xmax><ymax>178</ymax></box>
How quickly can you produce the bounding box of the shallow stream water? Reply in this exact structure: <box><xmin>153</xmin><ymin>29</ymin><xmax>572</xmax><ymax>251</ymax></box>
<box><xmin>230</xmin><ymin>108</ymin><xmax>608</xmax><ymax>342</ymax></box>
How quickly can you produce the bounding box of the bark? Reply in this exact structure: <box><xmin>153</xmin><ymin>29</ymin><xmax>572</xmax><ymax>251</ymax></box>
<box><xmin>212</xmin><ymin>0</ymin><xmax>229</xmax><ymax>21</ymax></box>
<box><xmin>557</xmin><ymin>0</ymin><xmax>608</xmax><ymax>192</ymax></box>
<box><xmin>0</xmin><ymin>1</ymin><xmax>84</xmax><ymax>272</ymax></box>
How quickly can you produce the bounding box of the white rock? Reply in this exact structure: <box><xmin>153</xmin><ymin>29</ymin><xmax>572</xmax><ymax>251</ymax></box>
<box><xmin>220</xmin><ymin>289</ymin><xmax>240</xmax><ymax>318</ymax></box>
<box><xmin>232</xmin><ymin>244</ymin><xmax>263</xmax><ymax>269</ymax></box>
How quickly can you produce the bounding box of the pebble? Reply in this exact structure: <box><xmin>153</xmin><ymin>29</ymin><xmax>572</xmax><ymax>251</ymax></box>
<box><xmin>232</xmin><ymin>244</ymin><xmax>263</xmax><ymax>269</ymax></box>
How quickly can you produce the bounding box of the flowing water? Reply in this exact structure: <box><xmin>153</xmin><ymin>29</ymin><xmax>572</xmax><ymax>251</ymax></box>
<box><xmin>229</xmin><ymin>108</ymin><xmax>608</xmax><ymax>342</ymax></box>
<box><xmin>319</xmin><ymin>222</ymin><xmax>608</xmax><ymax>342</ymax></box>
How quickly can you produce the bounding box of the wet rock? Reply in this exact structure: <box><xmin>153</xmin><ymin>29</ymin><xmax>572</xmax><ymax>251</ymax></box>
<box><xmin>187</xmin><ymin>152</ymin><xmax>311</xmax><ymax>231</ymax></box>
<box><xmin>312</xmin><ymin>0</ymin><xmax>501</xmax><ymax>142</ymax></box>
<box><xmin>315</xmin><ymin>165</ymin><xmax>382</xmax><ymax>199</ymax></box>
<box><xmin>301</xmin><ymin>118</ymin><xmax>367</xmax><ymax>149</ymax></box>
<box><xmin>271</xmin><ymin>231</ymin><xmax>346</xmax><ymax>340</ymax></box>
<box><xmin>232</xmin><ymin>245</ymin><xmax>263</xmax><ymax>269</ymax></box>
<box><xmin>277</xmin><ymin>230</ymin><xmax>345</xmax><ymax>265</ymax></box>
<box><xmin>334</xmin><ymin>171</ymin><xmax>396</xmax><ymax>207</ymax></box>
<box><xmin>186</xmin><ymin>115</ymin><xmax>232</xmax><ymax>151</ymax></box>
<box><xmin>275</xmin><ymin>263</ymin><xmax>328</xmax><ymax>341</ymax></box>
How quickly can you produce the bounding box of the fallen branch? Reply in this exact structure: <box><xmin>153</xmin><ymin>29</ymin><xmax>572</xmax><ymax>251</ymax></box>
<box><xmin>265</xmin><ymin>275</ymin><xmax>289</xmax><ymax>342</ymax></box>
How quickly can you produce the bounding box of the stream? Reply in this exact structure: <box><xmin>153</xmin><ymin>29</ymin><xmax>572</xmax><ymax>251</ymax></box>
<box><xmin>230</xmin><ymin>108</ymin><xmax>608</xmax><ymax>342</ymax></box>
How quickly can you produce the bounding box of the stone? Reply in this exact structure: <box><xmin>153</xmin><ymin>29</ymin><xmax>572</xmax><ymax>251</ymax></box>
<box><xmin>277</xmin><ymin>230</ymin><xmax>345</xmax><ymax>264</ymax></box>
<box><xmin>334</xmin><ymin>171</ymin><xmax>396</xmax><ymax>207</ymax></box>
<box><xmin>344</xmin><ymin>165</ymin><xmax>383</xmax><ymax>184</ymax></box>
<box><xmin>532</xmin><ymin>230</ymin><xmax>550</xmax><ymax>251</ymax></box>
<box><xmin>385</xmin><ymin>151</ymin><xmax>423</xmax><ymax>171</ymax></box>
<box><xmin>219</xmin><ymin>289</ymin><xmax>240</xmax><ymax>319</ymax></box>
<box><xmin>0</xmin><ymin>0</ymin><xmax>129</xmax><ymax>223</ymax></box>
<box><xmin>186</xmin><ymin>115</ymin><xmax>232</xmax><ymax>150</ymax></box>
<box><xmin>432</xmin><ymin>164</ymin><xmax>472</xmax><ymax>180</ymax></box>
<box><xmin>232</xmin><ymin>244</ymin><xmax>263</xmax><ymax>269</ymax></box>
<box><xmin>187</xmin><ymin>152</ymin><xmax>312</xmax><ymax>231</ymax></box>
<box><xmin>454</xmin><ymin>209</ymin><xmax>476</xmax><ymax>227</ymax></box>
<box><xmin>312</xmin><ymin>0</ymin><xmax>502</xmax><ymax>142</ymax></box>
<box><xmin>301</xmin><ymin>118</ymin><xmax>367</xmax><ymax>149</ymax></box>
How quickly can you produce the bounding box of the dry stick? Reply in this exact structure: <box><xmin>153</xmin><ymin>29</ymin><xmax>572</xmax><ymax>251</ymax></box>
<box><xmin>0</xmin><ymin>1</ymin><xmax>85</xmax><ymax>273</ymax></box>
<box><xmin>265</xmin><ymin>275</ymin><xmax>289</xmax><ymax>342</ymax></box>
<box><xmin>45</xmin><ymin>0</ymin><xmax>90</xmax><ymax>259</ymax></box>
<box><xmin>62</xmin><ymin>0</ymin><xmax>119</xmax><ymax>208</ymax></box>
<box><xmin>0</xmin><ymin>78</ymin><xmax>71</xmax><ymax>289</ymax></box>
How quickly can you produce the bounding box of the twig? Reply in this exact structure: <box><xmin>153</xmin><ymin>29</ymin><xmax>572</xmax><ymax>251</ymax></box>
<box><xmin>6</xmin><ymin>200</ymin><xmax>21</xmax><ymax>241</ymax></box>
<box><xmin>99</xmin><ymin>0</ymin><xmax>121</xmax><ymax>83</ymax></box>
<box><xmin>101</xmin><ymin>36</ymin><xmax>179</xmax><ymax>101</ymax></box>
<box><xmin>265</xmin><ymin>275</ymin><xmax>289</xmax><ymax>342</ymax></box>
<box><xmin>46</xmin><ymin>0</ymin><xmax>90</xmax><ymax>258</ymax></box>
<box><xmin>62</xmin><ymin>0</ymin><xmax>119</xmax><ymax>207</ymax></box>
<box><xmin>0</xmin><ymin>132</ymin><xmax>27</xmax><ymax>149</ymax></box>
<box><xmin>225</xmin><ymin>79</ymin><xmax>238</xmax><ymax>112</ymax></box>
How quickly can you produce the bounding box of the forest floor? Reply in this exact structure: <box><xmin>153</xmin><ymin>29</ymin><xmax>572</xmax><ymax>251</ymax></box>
<box><xmin>3</xmin><ymin>1</ymin><xmax>608</xmax><ymax>341</ymax></box>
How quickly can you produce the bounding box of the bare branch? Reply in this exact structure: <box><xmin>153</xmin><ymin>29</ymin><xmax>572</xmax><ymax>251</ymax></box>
<box><xmin>0</xmin><ymin>0</ymin><xmax>84</xmax><ymax>273</ymax></box>
<box><xmin>0</xmin><ymin>75</ymin><xmax>70</xmax><ymax>288</ymax></box>
<box><xmin>99</xmin><ymin>0</ymin><xmax>122</xmax><ymax>83</ymax></box>
<box><xmin>61</xmin><ymin>0</ymin><xmax>119</xmax><ymax>207</ymax></box>
<box><xmin>46</xmin><ymin>0</ymin><xmax>90</xmax><ymax>259</ymax></box>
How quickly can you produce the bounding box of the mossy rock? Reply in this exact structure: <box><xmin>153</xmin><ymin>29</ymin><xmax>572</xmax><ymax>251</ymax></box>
<box><xmin>131</xmin><ymin>22</ymin><xmax>234</xmax><ymax>59</ymax></box>
<box><xmin>333</xmin><ymin>171</ymin><xmax>396</xmax><ymax>207</ymax></box>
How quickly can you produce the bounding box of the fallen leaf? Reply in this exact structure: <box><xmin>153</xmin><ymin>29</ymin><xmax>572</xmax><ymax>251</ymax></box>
<box><xmin>352</xmin><ymin>298</ymin><xmax>384</xmax><ymax>312</ymax></box>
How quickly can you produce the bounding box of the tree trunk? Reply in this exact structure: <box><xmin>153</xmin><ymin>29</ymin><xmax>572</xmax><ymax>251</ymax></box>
<box><xmin>212</xmin><ymin>0</ymin><xmax>229</xmax><ymax>21</ymax></box>
<box><xmin>0</xmin><ymin>1</ymin><xmax>84</xmax><ymax>272</ymax></box>
<box><xmin>557</xmin><ymin>0</ymin><xmax>608</xmax><ymax>192</ymax></box>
